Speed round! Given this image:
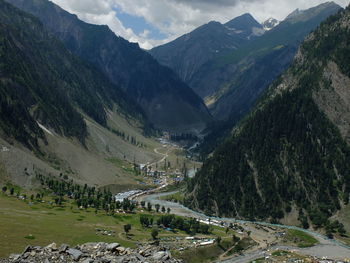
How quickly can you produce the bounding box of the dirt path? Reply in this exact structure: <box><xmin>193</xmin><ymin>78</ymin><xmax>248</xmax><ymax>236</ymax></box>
<box><xmin>148</xmin><ymin>145</ymin><xmax>174</xmax><ymax>167</ymax></box>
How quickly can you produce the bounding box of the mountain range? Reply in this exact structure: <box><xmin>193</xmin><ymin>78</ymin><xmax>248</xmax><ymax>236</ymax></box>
<box><xmin>151</xmin><ymin>2</ymin><xmax>341</xmax><ymax>154</ymax></box>
<box><xmin>152</xmin><ymin>2</ymin><xmax>341</xmax><ymax>120</ymax></box>
<box><xmin>6</xmin><ymin>0</ymin><xmax>211</xmax><ymax>133</ymax></box>
<box><xmin>1</xmin><ymin>0</ymin><xmax>350</xmax><ymax>233</ymax></box>
<box><xmin>186</xmin><ymin>5</ymin><xmax>350</xmax><ymax>230</ymax></box>
<box><xmin>0</xmin><ymin>0</ymin><xmax>143</xmax><ymax>149</ymax></box>
<box><xmin>0</xmin><ymin>0</ymin><xmax>193</xmax><ymax>190</ymax></box>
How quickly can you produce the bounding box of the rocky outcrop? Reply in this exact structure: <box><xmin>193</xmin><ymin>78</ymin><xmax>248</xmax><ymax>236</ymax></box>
<box><xmin>0</xmin><ymin>242</ymin><xmax>183</xmax><ymax>263</ymax></box>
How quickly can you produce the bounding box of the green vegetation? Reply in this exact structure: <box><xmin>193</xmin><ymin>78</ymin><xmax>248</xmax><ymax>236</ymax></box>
<box><xmin>250</xmin><ymin>258</ymin><xmax>265</xmax><ymax>263</ymax></box>
<box><xmin>108</xmin><ymin>128</ymin><xmax>147</xmax><ymax>148</ymax></box>
<box><xmin>186</xmin><ymin>7</ymin><xmax>350</xmax><ymax>229</ymax></box>
<box><xmin>250</xmin><ymin>250</ymin><xmax>308</xmax><ymax>263</ymax></box>
<box><xmin>151</xmin><ymin>228</ymin><xmax>159</xmax><ymax>240</ymax></box>
<box><xmin>285</xmin><ymin>230</ymin><xmax>318</xmax><ymax>248</ymax></box>
<box><xmin>0</xmin><ymin>192</ymin><xmax>137</xmax><ymax>258</ymax></box>
<box><xmin>272</xmin><ymin>250</ymin><xmax>290</xmax><ymax>256</ymax></box>
<box><xmin>174</xmin><ymin>236</ymin><xmax>255</xmax><ymax>263</ymax></box>
<box><xmin>0</xmin><ymin>0</ymin><xmax>145</xmax><ymax>149</ymax></box>
<box><xmin>196</xmin><ymin>3</ymin><xmax>341</xmax><ymax>158</ymax></box>
<box><xmin>9</xmin><ymin>0</ymin><xmax>211</xmax><ymax>133</ymax></box>
<box><xmin>226</xmin><ymin>237</ymin><xmax>255</xmax><ymax>256</ymax></box>
<box><xmin>0</xmin><ymin>184</ymin><xmax>235</xmax><ymax>258</ymax></box>
<box><xmin>140</xmin><ymin>214</ymin><xmax>211</xmax><ymax>235</ymax></box>
<box><xmin>160</xmin><ymin>192</ymin><xmax>184</xmax><ymax>204</ymax></box>
<box><xmin>106</xmin><ymin>158</ymin><xmax>137</xmax><ymax>176</ymax></box>
<box><xmin>188</xmin><ymin>85</ymin><xmax>350</xmax><ymax>222</ymax></box>
<box><xmin>174</xmin><ymin>245</ymin><xmax>226</xmax><ymax>263</ymax></box>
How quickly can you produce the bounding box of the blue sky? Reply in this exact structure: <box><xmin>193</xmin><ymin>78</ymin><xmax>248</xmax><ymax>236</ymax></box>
<box><xmin>114</xmin><ymin>7</ymin><xmax>167</xmax><ymax>40</ymax></box>
<box><xmin>52</xmin><ymin>0</ymin><xmax>349</xmax><ymax>49</ymax></box>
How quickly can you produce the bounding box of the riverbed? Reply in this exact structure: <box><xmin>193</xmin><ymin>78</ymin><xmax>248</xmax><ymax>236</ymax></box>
<box><xmin>137</xmin><ymin>191</ymin><xmax>350</xmax><ymax>262</ymax></box>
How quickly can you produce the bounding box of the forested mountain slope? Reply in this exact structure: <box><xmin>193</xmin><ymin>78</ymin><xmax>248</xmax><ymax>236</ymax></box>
<box><xmin>186</xmin><ymin>6</ymin><xmax>350</xmax><ymax>230</ymax></box>
<box><xmin>0</xmin><ymin>0</ymin><xmax>143</xmax><ymax>149</ymax></box>
<box><xmin>197</xmin><ymin>2</ymin><xmax>341</xmax><ymax>157</ymax></box>
<box><xmin>7</xmin><ymin>0</ymin><xmax>211</xmax><ymax>132</ymax></box>
<box><xmin>204</xmin><ymin>2</ymin><xmax>341</xmax><ymax>120</ymax></box>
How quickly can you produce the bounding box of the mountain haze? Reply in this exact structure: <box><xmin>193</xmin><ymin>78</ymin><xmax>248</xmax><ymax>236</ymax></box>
<box><xmin>186</xmin><ymin>6</ymin><xmax>350</xmax><ymax>230</ymax></box>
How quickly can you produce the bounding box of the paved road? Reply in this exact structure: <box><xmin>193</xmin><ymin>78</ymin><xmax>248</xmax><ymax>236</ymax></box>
<box><xmin>138</xmin><ymin>191</ymin><xmax>350</xmax><ymax>262</ymax></box>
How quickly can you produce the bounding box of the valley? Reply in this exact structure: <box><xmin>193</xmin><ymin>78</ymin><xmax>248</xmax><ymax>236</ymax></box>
<box><xmin>137</xmin><ymin>191</ymin><xmax>350</xmax><ymax>262</ymax></box>
<box><xmin>0</xmin><ymin>0</ymin><xmax>350</xmax><ymax>262</ymax></box>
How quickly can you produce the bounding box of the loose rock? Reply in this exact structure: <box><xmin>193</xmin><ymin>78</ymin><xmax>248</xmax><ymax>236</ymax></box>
<box><xmin>0</xmin><ymin>242</ymin><xmax>183</xmax><ymax>263</ymax></box>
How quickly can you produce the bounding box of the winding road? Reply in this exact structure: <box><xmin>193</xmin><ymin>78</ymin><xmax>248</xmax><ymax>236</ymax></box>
<box><xmin>137</xmin><ymin>191</ymin><xmax>350</xmax><ymax>262</ymax></box>
<box><xmin>151</xmin><ymin>146</ymin><xmax>171</xmax><ymax>166</ymax></box>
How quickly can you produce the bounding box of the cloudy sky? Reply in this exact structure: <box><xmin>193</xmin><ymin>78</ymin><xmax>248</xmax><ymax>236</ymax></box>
<box><xmin>51</xmin><ymin>0</ymin><xmax>348</xmax><ymax>49</ymax></box>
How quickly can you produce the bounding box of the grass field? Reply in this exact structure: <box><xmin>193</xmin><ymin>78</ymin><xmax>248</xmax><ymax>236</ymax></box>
<box><xmin>159</xmin><ymin>191</ymin><xmax>185</xmax><ymax>204</ymax></box>
<box><xmin>0</xmin><ymin>191</ymin><xmax>231</xmax><ymax>258</ymax></box>
<box><xmin>173</xmin><ymin>236</ymin><xmax>255</xmax><ymax>263</ymax></box>
<box><xmin>250</xmin><ymin>250</ymin><xmax>307</xmax><ymax>263</ymax></box>
<box><xmin>173</xmin><ymin>244</ymin><xmax>226</xmax><ymax>263</ymax></box>
<box><xmin>284</xmin><ymin>229</ymin><xmax>318</xmax><ymax>248</ymax></box>
<box><xmin>0</xmin><ymin>193</ymin><xmax>136</xmax><ymax>257</ymax></box>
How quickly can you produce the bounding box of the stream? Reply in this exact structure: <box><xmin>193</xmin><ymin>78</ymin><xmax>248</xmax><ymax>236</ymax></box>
<box><xmin>137</xmin><ymin>191</ymin><xmax>350</xmax><ymax>262</ymax></box>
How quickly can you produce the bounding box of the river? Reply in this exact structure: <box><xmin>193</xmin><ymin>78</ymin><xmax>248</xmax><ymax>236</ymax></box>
<box><xmin>137</xmin><ymin>191</ymin><xmax>350</xmax><ymax>262</ymax></box>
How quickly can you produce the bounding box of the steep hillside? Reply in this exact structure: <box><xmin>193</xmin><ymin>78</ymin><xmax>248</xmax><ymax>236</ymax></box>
<box><xmin>0</xmin><ymin>0</ymin><xmax>169</xmax><ymax>191</ymax></box>
<box><xmin>0</xmin><ymin>0</ymin><xmax>143</xmax><ymax>149</ymax></box>
<box><xmin>197</xmin><ymin>2</ymin><xmax>342</xmax><ymax>156</ymax></box>
<box><xmin>152</xmin><ymin>2</ymin><xmax>340</xmax><ymax>124</ymax></box>
<box><xmin>7</xmin><ymin>0</ymin><xmax>211</xmax><ymax>133</ymax></box>
<box><xmin>150</xmin><ymin>13</ymin><xmax>263</xmax><ymax>91</ymax></box>
<box><xmin>198</xmin><ymin>2</ymin><xmax>341</xmax><ymax>120</ymax></box>
<box><xmin>186</xmin><ymin>6</ymin><xmax>350</xmax><ymax>231</ymax></box>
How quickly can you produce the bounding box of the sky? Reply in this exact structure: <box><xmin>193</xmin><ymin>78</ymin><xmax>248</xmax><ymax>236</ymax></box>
<box><xmin>51</xmin><ymin>0</ymin><xmax>349</xmax><ymax>49</ymax></box>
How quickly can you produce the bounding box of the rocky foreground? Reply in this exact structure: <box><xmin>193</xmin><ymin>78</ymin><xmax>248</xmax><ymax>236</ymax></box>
<box><xmin>0</xmin><ymin>242</ymin><xmax>183</xmax><ymax>263</ymax></box>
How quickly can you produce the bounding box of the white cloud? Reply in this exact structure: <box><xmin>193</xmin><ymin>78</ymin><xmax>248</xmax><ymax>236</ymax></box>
<box><xmin>51</xmin><ymin>0</ymin><xmax>349</xmax><ymax>49</ymax></box>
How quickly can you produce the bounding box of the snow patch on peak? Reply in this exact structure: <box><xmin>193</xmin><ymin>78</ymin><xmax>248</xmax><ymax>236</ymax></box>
<box><xmin>262</xmin><ymin>18</ymin><xmax>280</xmax><ymax>31</ymax></box>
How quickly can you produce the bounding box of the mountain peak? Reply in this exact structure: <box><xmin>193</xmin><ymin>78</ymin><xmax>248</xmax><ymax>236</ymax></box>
<box><xmin>285</xmin><ymin>2</ymin><xmax>341</xmax><ymax>23</ymax></box>
<box><xmin>286</xmin><ymin>8</ymin><xmax>303</xmax><ymax>20</ymax></box>
<box><xmin>225</xmin><ymin>13</ymin><xmax>262</xmax><ymax>31</ymax></box>
<box><xmin>262</xmin><ymin>17</ymin><xmax>280</xmax><ymax>30</ymax></box>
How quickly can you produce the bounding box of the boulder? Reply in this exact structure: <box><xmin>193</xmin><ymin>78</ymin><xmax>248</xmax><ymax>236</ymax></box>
<box><xmin>81</xmin><ymin>259</ymin><xmax>93</xmax><ymax>263</ymax></box>
<box><xmin>0</xmin><ymin>242</ymin><xmax>183</xmax><ymax>263</ymax></box>
<box><xmin>9</xmin><ymin>254</ymin><xmax>20</xmax><ymax>261</ymax></box>
<box><xmin>59</xmin><ymin>244</ymin><xmax>69</xmax><ymax>252</ymax></box>
<box><xmin>106</xmin><ymin>243</ymin><xmax>120</xmax><ymax>251</ymax></box>
<box><xmin>152</xmin><ymin>251</ymin><xmax>170</xmax><ymax>261</ymax></box>
<box><xmin>116</xmin><ymin>246</ymin><xmax>126</xmax><ymax>254</ymax></box>
<box><xmin>66</xmin><ymin>248</ymin><xmax>83</xmax><ymax>261</ymax></box>
<box><xmin>45</xmin><ymin>243</ymin><xmax>58</xmax><ymax>251</ymax></box>
<box><xmin>22</xmin><ymin>245</ymin><xmax>32</xmax><ymax>254</ymax></box>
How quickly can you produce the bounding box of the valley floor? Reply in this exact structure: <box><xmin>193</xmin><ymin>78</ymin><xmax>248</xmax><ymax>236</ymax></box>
<box><xmin>137</xmin><ymin>191</ymin><xmax>350</xmax><ymax>263</ymax></box>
